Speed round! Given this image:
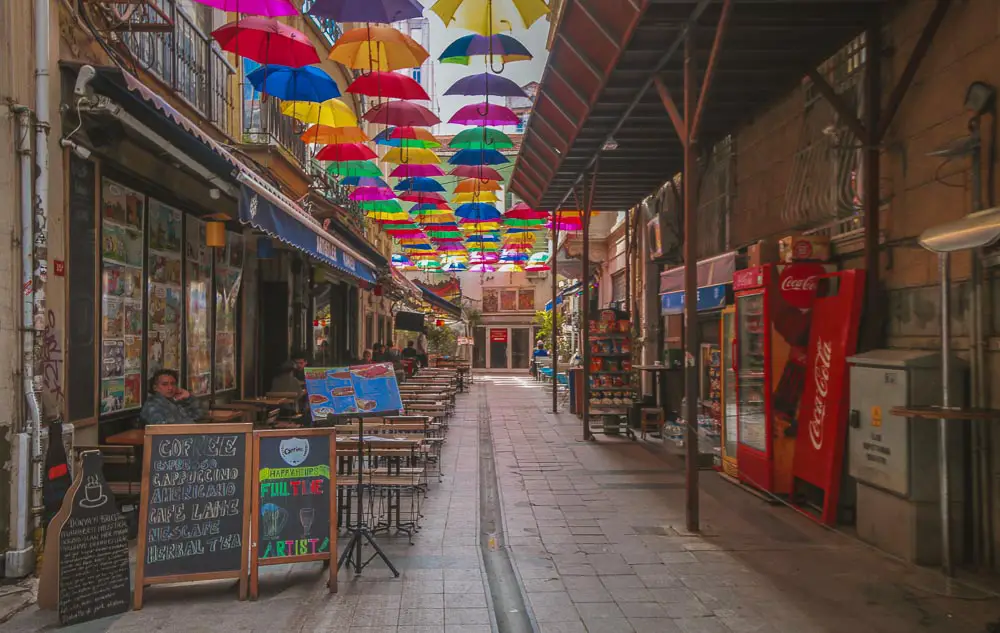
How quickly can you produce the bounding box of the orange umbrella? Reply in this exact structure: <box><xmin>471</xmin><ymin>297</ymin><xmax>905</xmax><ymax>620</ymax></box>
<box><xmin>454</xmin><ymin>178</ymin><xmax>501</xmax><ymax>193</ymax></box>
<box><xmin>299</xmin><ymin>125</ymin><xmax>369</xmax><ymax>144</ymax></box>
<box><xmin>329</xmin><ymin>25</ymin><xmax>429</xmax><ymax>71</ymax></box>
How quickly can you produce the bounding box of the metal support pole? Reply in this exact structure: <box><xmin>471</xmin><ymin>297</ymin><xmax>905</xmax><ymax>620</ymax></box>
<box><xmin>625</xmin><ymin>209</ymin><xmax>631</xmax><ymax>314</ymax></box>
<box><xmin>938</xmin><ymin>252</ymin><xmax>952</xmax><ymax>575</ymax></box>
<box><xmin>682</xmin><ymin>34</ymin><xmax>700</xmax><ymax>533</ymax></box>
<box><xmin>864</xmin><ymin>17</ymin><xmax>883</xmax><ymax>318</ymax></box>
<box><xmin>552</xmin><ymin>220</ymin><xmax>560</xmax><ymax>414</ymax></box>
<box><xmin>582</xmin><ymin>177</ymin><xmax>592</xmax><ymax>441</ymax></box>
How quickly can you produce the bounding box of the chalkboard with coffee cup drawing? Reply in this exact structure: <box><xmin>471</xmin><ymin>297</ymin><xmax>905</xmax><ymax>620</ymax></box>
<box><xmin>134</xmin><ymin>423</ymin><xmax>253</xmax><ymax>608</ymax></box>
<box><xmin>37</xmin><ymin>450</ymin><xmax>131</xmax><ymax>626</ymax></box>
<box><xmin>250</xmin><ymin>428</ymin><xmax>337</xmax><ymax>599</ymax></box>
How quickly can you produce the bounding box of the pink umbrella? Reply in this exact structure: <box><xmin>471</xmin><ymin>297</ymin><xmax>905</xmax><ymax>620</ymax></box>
<box><xmin>399</xmin><ymin>191</ymin><xmax>447</xmax><ymax>204</ymax></box>
<box><xmin>212</xmin><ymin>18</ymin><xmax>319</xmax><ymax>67</ymax></box>
<box><xmin>350</xmin><ymin>187</ymin><xmax>396</xmax><ymax>201</ymax></box>
<box><xmin>363</xmin><ymin>101</ymin><xmax>440</xmax><ymax>127</ymax></box>
<box><xmin>390</xmin><ymin>164</ymin><xmax>446</xmax><ymax>178</ymax></box>
<box><xmin>315</xmin><ymin>143</ymin><xmax>378</xmax><ymax>161</ymax></box>
<box><xmin>449</xmin><ymin>102</ymin><xmax>520</xmax><ymax>126</ymax></box>
<box><xmin>195</xmin><ymin>0</ymin><xmax>298</xmax><ymax>16</ymax></box>
<box><xmin>450</xmin><ymin>165</ymin><xmax>504</xmax><ymax>181</ymax></box>
<box><xmin>348</xmin><ymin>72</ymin><xmax>430</xmax><ymax>100</ymax></box>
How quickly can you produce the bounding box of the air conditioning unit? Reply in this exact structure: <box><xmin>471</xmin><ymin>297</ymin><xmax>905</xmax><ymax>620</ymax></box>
<box><xmin>525</xmin><ymin>271</ymin><xmax>547</xmax><ymax>280</ymax></box>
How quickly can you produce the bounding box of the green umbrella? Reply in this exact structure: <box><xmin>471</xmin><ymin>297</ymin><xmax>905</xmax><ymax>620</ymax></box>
<box><xmin>358</xmin><ymin>199</ymin><xmax>403</xmax><ymax>212</ymax></box>
<box><xmin>450</xmin><ymin>127</ymin><xmax>514</xmax><ymax>150</ymax></box>
<box><xmin>326</xmin><ymin>160</ymin><xmax>382</xmax><ymax>178</ymax></box>
<box><xmin>503</xmin><ymin>218</ymin><xmax>546</xmax><ymax>228</ymax></box>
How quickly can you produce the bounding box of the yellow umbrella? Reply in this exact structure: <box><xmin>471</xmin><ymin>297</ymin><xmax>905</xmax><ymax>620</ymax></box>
<box><xmin>281</xmin><ymin>99</ymin><xmax>357</xmax><ymax>127</ymax></box>
<box><xmin>329</xmin><ymin>26</ymin><xmax>430</xmax><ymax>71</ymax></box>
<box><xmin>367</xmin><ymin>211</ymin><xmax>411</xmax><ymax>222</ymax></box>
<box><xmin>300</xmin><ymin>125</ymin><xmax>369</xmax><ymax>144</ymax></box>
<box><xmin>455</xmin><ymin>178</ymin><xmax>501</xmax><ymax>193</ymax></box>
<box><xmin>381</xmin><ymin>147</ymin><xmax>441</xmax><ymax>165</ymax></box>
<box><xmin>430</xmin><ymin>0</ymin><xmax>550</xmax><ymax>35</ymax></box>
<box><xmin>452</xmin><ymin>191</ymin><xmax>499</xmax><ymax>204</ymax></box>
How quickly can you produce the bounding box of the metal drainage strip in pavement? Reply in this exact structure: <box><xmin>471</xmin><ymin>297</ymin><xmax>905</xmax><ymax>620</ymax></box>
<box><xmin>478</xmin><ymin>393</ymin><xmax>535</xmax><ymax>633</ymax></box>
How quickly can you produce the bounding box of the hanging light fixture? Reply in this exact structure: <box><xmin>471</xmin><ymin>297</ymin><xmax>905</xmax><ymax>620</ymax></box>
<box><xmin>206</xmin><ymin>221</ymin><xmax>227</xmax><ymax>248</ymax></box>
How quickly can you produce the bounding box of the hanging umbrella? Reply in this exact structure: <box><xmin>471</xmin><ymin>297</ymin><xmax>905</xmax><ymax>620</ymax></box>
<box><xmin>341</xmin><ymin>176</ymin><xmax>390</xmax><ymax>188</ymax></box>
<box><xmin>444</xmin><ymin>73</ymin><xmax>528</xmax><ymax>98</ymax></box>
<box><xmin>350</xmin><ymin>186</ymin><xmax>396</xmax><ymax>201</ymax></box>
<box><xmin>455</xmin><ymin>178</ymin><xmax>502</xmax><ymax>193</ymax></box>
<box><xmin>382</xmin><ymin>147</ymin><xmax>441</xmax><ymax>165</ymax></box>
<box><xmin>368</xmin><ymin>211</ymin><xmax>411</xmax><ymax>222</ymax></box>
<box><xmin>469</xmin><ymin>263</ymin><xmax>497</xmax><ymax>272</ymax></box>
<box><xmin>430</xmin><ymin>0</ymin><xmax>550</xmax><ymax>35</ymax></box>
<box><xmin>391</xmin><ymin>253</ymin><xmax>414</xmax><ymax>268</ymax></box>
<box><xmin>315</xmin><ymin>143</ymin><xmax>378</xmax><ymax>162</ymax></box>
<box><xmin>195</xmin><ymin>0</ymin><xmax>298</xmax><ymax>16</ymax></box>
<box><xmin>374</xmin><ymin>127</ymin><xmax>441</xmax><ymax>149</ymax></box>
<box><xmin>399</xmin><ymin>191</ymin><xmax>447</xmax><ymax>204</ymax></box>
<box><xmin>470</xmin><ymin>251</ymin><xmax>499</xmax><ymax>263</ymax></box>
<box><xmin>305</xmin><ymin>0</ymin><xmax>424</xmax><ymax>22</ymax></box>
<box><xmin>364</xmin><ymin>101</ymin><xmax>440</xmax><ymax>127</ymax></box>
<box><xmin>451</xmin><ymin>127</ymin><xmax>514</xmax><ymax>150</ymax></box>
<box><xmin>415</xmin><ymin>260</ymin><xmax>442</xmax><ymax>271</ymax></box>
<box><xmin>449</xmin><ymin>149</ymin><xmax>509</xmax><ymax>166</ymax></box>
<box><xmin>329</xmin><ymin>26</ymin><xmax>429</xmax><ymax>72</ymax></box>
<box><xmin>395</xmin><ymin>178</ymin><xmax>446</xmax><ymax>193</ymax></box>
<box><xmin>212</xmin><ymin>18</ymin><xmax>320</xmax><ymax>67</ymax></box>
<box><xmin>348</xmin><ymin>72</ymin><xmax>430</xmax><ymax>100</ymax></box>
<box><xmin>410</xmin><ymin>202</ymin><xmax>452</xmax><ymax>212</ymax></box>
<box><xmin>505</xmin><ymin>202</ymin><xmax>548</xmax><ymax>220</ymax></box>
<box><xmin>300</xmin><ymin>125</ymin><xmax>369</xmax><ymax>145</ymax></box>
<box><xmin>449</xmin><ymin>102</ymin><xmax>520</xmax><ymax>126</ymax></box>
<box><xmin>453</xmin><ymin>191</ymin><xmax>499</xmax><ymax>204</ymax></box>
<box><xmin>442</xmin><ymin>260</ymin><xmax>468</xmax><ymax>272</ymax></box>
<box><xmin>439</xmin><ymin>33</ymin><xmax>533</xmax><ymax>64</ymax></box>
<box><xmin>327</xmin><ymin>160</ymin><xmax>383</xmax><ymax>178</ymax></box>
<box><xmin>450</xmin><ymin>165</ymin><xmax>504</xmax><ymax>180</ymax></box>
<box><xmin>390</xmin><ymin>164</ymin><xmax>446</xmax><ymax>178</ymax></box>
<box><xmin>498</xmin><ymin>263</ymin><xmax>525</xmax><ymax>273</ymax></box>
<box><xmin>455</xmin><ymin>203</ymin><xmax>502</xmax><ymax>221</ymax></box>
<box><xmin>435</xmin><ymin>242</ymin><xmax>467</xmax><ymax>252</ymax></box>
<box><xmin>246</xmin><ymin>64</ymin><xmax>340</xmax><ymax>101</ymax></box>
<box><xmin>359</xmin><ymin>199</ymin><xmax>404</xmax><ymax>212</ymax></box>
<box><xmin>281</xmin><ymin>98</ymin><xmax>357</xmax><ymax>127</ymax></box>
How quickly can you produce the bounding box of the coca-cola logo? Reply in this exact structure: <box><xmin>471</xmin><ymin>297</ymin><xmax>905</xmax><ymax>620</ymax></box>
<box><xmin>778</xmin><ymin>263</ymin><xmax>826</xmax><ymax>309</ymax></box>
<box><xmin>793</xmin><ymin>240</ymin><xmax>814</xmax><ymax>259</ymax></box>
<box><xmin>809</xmin><ymin>338</ymin><xmax>833</xmax><ymax>451</ymax></box>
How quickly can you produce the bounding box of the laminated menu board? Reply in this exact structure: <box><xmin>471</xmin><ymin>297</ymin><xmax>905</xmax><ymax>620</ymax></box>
<box><xmin>38</xmin><ymin>451</ymin><xmax>131</xmax><ymax>625</ymax></box>
<box><xmin>134</xmin><ymin>424</ymin><xmax>253</xmax><ymax>608</ymax></box>
<box><xmin>250</xmin><ymin>428</ymin><xmax>337</xmax><ymax>598</ymax></box>
<box><xmin>303</xmin><ymin>363</ymin><xmax>403</xmax><ymax>420</ymax></box>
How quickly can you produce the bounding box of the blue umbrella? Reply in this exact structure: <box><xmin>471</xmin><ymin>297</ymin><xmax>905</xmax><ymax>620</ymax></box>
<box><xmin>439</xmin><ymin>34</ymin><xmax>533</xmax><ymax>64</ymax></box>
<box><xmin>455</xmin><ymin>203</ymin><xmax>502</xmax><ymax>221</ymax></box>
<box><xmin>394</xmin><ymin>178</ymin><xmax>446</xmax><ymax>193</ymax></box>
<box><xmin>246</xmin><ymin>64</ymin><xmax>341</xmax><ymax>102</ymax></box>
<box><xmin>466</xmin><ymin>234</ymin><xmax>500</xmax><ymax>243</ymax></box>
<box><xmin>449</xmin><ymin>149</ymin><xmax>509</xmax><ymax>166</ymax></box>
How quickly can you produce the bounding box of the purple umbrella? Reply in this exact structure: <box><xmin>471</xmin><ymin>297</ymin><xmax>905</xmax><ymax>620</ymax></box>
<box><xmin>350</xmin><ymin>187</ymin><xmax>397</xmax><ymax>202</ymax></box>
<box><xmin>444</xmin><ymin>73</ymin><xmax>528</xmax><ymax>98</ymax></box>
<box><xmin>449</xmin><ymin>103</ymin><xmax>521</xmax><ymax>126</ymax></box>
<box><xmin>194</xmin><ymin>0</ymin><xmax>298</xmax><ymax>16</ymax></box>
<box><xmin>306</xmin><ymin>0</ymin><xmax>423</xmax><ymax>22</ymax></box>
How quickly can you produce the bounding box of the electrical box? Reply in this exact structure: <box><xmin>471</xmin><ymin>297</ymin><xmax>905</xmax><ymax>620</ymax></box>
<box><xmin>846</xmin><ymin>350</ymin><xmax>966</xmax><ymax>566</ymax></box>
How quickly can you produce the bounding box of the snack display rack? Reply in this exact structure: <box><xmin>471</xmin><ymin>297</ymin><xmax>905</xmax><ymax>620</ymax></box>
<box><xmin>587</xmin><ymin>309</ymin><xmax>636</xmax><ymax>435</ymax></box>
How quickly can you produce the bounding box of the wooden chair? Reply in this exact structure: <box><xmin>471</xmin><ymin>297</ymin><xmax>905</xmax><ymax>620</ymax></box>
<box><xmin>640</xmin><ymin>408</ymin><xmax>665</xmax><ymax>440</ymax></box>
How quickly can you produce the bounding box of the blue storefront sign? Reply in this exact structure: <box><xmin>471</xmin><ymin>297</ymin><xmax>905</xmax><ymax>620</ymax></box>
<box><xmin>660</xmin><ymin>283</ymin><xmax>731</xmax><ymax>315</ymax></box>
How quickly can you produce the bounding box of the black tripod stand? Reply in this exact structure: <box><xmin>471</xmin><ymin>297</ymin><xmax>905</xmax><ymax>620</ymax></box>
<box><xmin>334</xmin><ymin>414</ymin><xmax>399</xmax><ymax>576</ymax></box>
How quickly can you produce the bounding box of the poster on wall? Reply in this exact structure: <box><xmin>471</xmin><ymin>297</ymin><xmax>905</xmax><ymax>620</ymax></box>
<box><xmin>147</xmin><ymin>199</ymin><xmax>183</xmax><ymax>377</ymax></box>
<box><xmin>100</xmin><ymin>179</ymin><xmax>144</xmax><ymax>415</ymax></box>
<box><xmin>214</xmin><ymin>232</ymin><xmax>243</xmax><ymax>392</ymax></box>
<box><xmin>303</xmin><ymin>363</ymin><xmax>402</xmax><ymax>420</ymax></box>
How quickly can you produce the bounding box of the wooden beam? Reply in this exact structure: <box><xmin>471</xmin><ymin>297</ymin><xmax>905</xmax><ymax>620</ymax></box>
<box><xmin>548</xmin><ymin>66</ymin><xmax>590</xmax><ymax>108</ymax></box>
<box><xmin>558</xmin><ymin>33</ymin><xmax>605</xmax><ymax>81</ymax></box>
<box><xmin>534</xmin><ymin>114</ymin><xmax>570</xmax><ymax>149</ymax></box>
<box><xmin>522</xmin><ymin>143</ymin><xmax>557</xmax><ymax>177</ymax></box>
<box><xmin>805</xmin><ymin>68</ymin><xmax>870</xmax><ymax>144</ymax></box>
<box><xmin>541</xmin><ymin>92</ymin><xmax>578</xmax><ymax>128</ymax></box>
<box><xmin>575</xmin><ymin>0</ymin><xmax>620</xmax><ymax>51</ymax></box>
<box><xmin>877</xmin><ymin>0</ymin><xmax>951</xmax><ymax>142</ymax></box>
<box><xmin>690</xmin><ymin>0</ymin><xmax>732</xmax><ymax>140</ymax></box>
<box><xmin>653</xmin><ymin>76</ymin><xmax>687</xmax><ymax>146</ymax></box>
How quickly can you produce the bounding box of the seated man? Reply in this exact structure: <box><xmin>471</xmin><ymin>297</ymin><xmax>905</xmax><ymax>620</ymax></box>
<box><xmin>139</xmin><ymin>369</ymin><xmax>204</xmax><ymax>425</ymax></box>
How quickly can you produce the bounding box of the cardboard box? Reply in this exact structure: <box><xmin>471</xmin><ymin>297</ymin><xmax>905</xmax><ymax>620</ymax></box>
<box><xmin>779</xmin><ymin>234</ymin><xmax>831</xmax><ymax>263</ymax></box>
<box><xmin>747</xmin><ymin>239</ymin><xmax>780</xmax><ymax>267</ymax></box>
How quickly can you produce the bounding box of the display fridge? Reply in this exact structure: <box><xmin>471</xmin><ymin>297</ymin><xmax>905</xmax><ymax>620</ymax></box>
<box><xmin>719</xmin><ymin>306</ymin><xmax>738</xmax><ymax>478</ymax></box>
<box><xmin>732</xmin><ymin>267</ymin><xmax>772</xmax><ymax>492</ymax></box>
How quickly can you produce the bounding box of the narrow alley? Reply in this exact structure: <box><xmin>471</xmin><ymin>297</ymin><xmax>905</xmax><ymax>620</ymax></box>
<box><xmin>7</xmin><ymin>377</ymin><xmax>999</xmax><ymax>633</ymax></box>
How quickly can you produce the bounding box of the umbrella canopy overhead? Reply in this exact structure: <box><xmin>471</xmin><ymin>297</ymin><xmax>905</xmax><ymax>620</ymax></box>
<box><xmin>449</xmin><ymin>165</ymin><xmax>504</xmax><ymax>181</ymax></box>
<box><xmin>453</xmin><ymin>191</ymin><xmax>499</xmax><ymax>204</ymax></box>
<box><xmin>246</xmin><ymin>64</ymin><xmax>340</xmax><ymax>102</ymax></box>
<box><xmin>439</xmin><ymin>33</ymin><xmax>532</xmax><ymax>64</ymax></box>
<box><xmin>300</xmin><ymin>125</ymin><xmax>369</xmax><ymax>145</ymax></box>
<box><xmin>395</xmin><ymin>178</ymin><xmax>446</xmax><ymax>193</ymax></box>
<box><xmin>305</xmin><ymin>0</ymin><xmax>424</xmax><ymax>23</ymax></box>
<box><xmin>350</xmin><ymin>186</ymin><xmax>397</xmax><ymax>201</ymax></box>
<box><xmin>341</xmin><ymin>176</ymin><xmax>390</xmax><ymax>188</ymax></box>
<box><xmin>449</xmin><ymin>148</ymin><xmax>509</xmax><ymax>166</ymax></box>
<box><xmin>382</xmin><ymin>147</ymin><xmax>441</xmax><ymax>165</ymax></box>
<box><xmin>450</xmin><ymin>127</ymin><xmax>514</xmax><ymax>150</ymax></box>
<box><xmin>359</xmin><ymin>199</ymin><xmax>404</xmax><ymax>212</ymax></box>
<box><xmin>364</xmin><ymin>101</ymin><xmax>440</xmax><ymax>127</ymax></box>
<box><xmin>455</xmin><ymin>202</ymin><xmax>502</xmax><ymax>221</ymax></box>
<box><xmin>212</xmin><ymin>18</ymin><xmax>319</xmax><ymax>67</ymax></box>
<box><xmin>390</xmin><ymin>164</ymin><xmax>446</xmax><ymax>178</ymax></box>
<box><xmin>399</xmin><ymin>191</ymin><xmax>447</xmax><ymax>204</ymax></box>
<box><xmin>505</xmin><ymin>202</ymin><xmax>548</xmax><ymax>220</ymax></box>
<box><xmin>315</xmin><ymin>142</ymin><xmax>378</xmax><ymax>162</ymax></box>
<box><xmin>373</xmin><ymin>127</ymin><xmax>441</xmax><ymax>149</ymax></box>
<box><xmin>348</xmin><ymin>71</ymin><xmax>430</xmax><ymax>100</ymax></box>
<box><xmin>430</xmin><ymin>0</ymin><xmax>550</xmax><ymax>35</ymax></box>
<box><xmin>195</xmin><ymin>0</ymin><xmax>298</xmax><ymax>16</ymax></box>
<box><xmin>444</xmin><ymin>73</ymin><xmax>529</xmax><ymax>98</ymax></box>
<box><xmin>449</xmin><ymin>102</ymin><xmax>521</xmax><ymax>126</ymax></box>
<box><xmin>329</xmin><ymin>26</ymin><xmax>429</xmax><ymax>71</ymax></box>
<box><xmin>281</xmin><ymin>98</ymin><xmax>357</xmax><ymax>127</ymax></box>
<box><xmin>327</xmin><ymin>160</ymin><xmax>383</xmax><ymax>178</ymax></box>
<box><xmin>455</xmin><ymin>178</ymin><xmax>502</xmax><ymax>193</ymax></box>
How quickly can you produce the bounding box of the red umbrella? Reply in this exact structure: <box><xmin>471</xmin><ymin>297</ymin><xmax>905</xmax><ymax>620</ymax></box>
<box><xmin>399</xmin><ymin>191</ymin><xmax>447</xmax><ymax>204</ymax></box>
<box><xmin>315</xmin><ymin>143</ymin><xmax>378</xmax><ymax>162</ymax></box>
<box><xmin>212</xmin><ymin>17</ymin><xmax>320</xmax><ymax>67</ymax></box>
<box><xmin>363</xmin><ymin>101</ymin><xmax>440</xmax><ymax>126</ymax></box>
<box><xmin>505</xmin><ymin>202</ymin><xmax>549</xmax><ymax>220</ymax></box>
<box><xmin>450</xmin><ymin>165</ymin><xmax>504</xmax><ymax>181</ymax></box>
<box><xmin>347</xmin><ymin>71</ymin><xmax>430</xmax><ymax>100</ymax></box>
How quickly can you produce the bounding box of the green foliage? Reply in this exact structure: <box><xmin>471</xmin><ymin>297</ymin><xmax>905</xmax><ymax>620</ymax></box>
<box><xmin>533</xmin><ymin>310</ymin><xmax>573</xmax><ymax>361</ymax></box>
<box><xmin>426</xmin><ymin>323</ymin><xmax>458</xmax><ymax>356</ymax></box>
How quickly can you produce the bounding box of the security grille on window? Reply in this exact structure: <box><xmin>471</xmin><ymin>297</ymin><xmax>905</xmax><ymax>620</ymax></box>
<box><xmin>611</xmin><ymin>272</ymin><xmax>626</xmax><ymax>303</ymax></box>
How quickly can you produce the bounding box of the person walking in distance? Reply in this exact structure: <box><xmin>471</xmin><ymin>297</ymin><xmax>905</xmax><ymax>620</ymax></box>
<box><xmin>416</xmin><ymin>327</ymin><xmax>429</xmax><ymax>368</ymax></box>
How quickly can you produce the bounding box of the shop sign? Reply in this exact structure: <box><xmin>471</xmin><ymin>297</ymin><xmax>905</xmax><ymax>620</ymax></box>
<box><xmin>659</xmin><ymin>283</ymin><xmax>730</xmax><ymax>315</ymax></box>
<box><xmin>791</xmin><ymin>269</ymin><xmax>865</xmax><ymax>526</ymax></box>
<box><xmin>342</xmin><ymin>252</ymin><xmax>356</xmax><ymax>272</ymax></box>
<box><xmin>778</xmin><ymin>262</ymin><xmax>826</xmax><ymax>309</ymax></box>
<box><xmin>732</xmin><ymin>266</ymin><xmax>766</xmax><ymax>291</ymax></box>
<box><xmin>490</xmin><ymin>329</ymin><xmax>508</xmax><ymax>343</ymax></box>
<box><xmin>316</xmin><ymin>236</ymin><xmax>338</xmax><ymax>261</ymax></box>
<box><xmin>457</xmin><ymin>336</ymin><xmax>472</xmax><ymax>346</ymax></box>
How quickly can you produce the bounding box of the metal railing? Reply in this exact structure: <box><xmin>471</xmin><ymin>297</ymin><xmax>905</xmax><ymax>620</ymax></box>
<box><xmin>242</xmin><ymin>96</ymin><xmax>309</xmax><ymax>166</ymax></box>
<box><xmin>115</xmin><ymin>0</ymin><xmax>236</xmax><ymax>136</ymax></box>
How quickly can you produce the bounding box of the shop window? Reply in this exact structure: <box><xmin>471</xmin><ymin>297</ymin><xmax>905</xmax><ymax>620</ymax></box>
<box><xmin>147</xmin><ymin>198</ymin><xmax>183</xmax><ymax>382</ymax></box>
<box><xmin>214</xmin><ymin>233</ymin><xmax>243</xmax><ymax>392</ymax></box>
<box><xmin>483</xmin><ymin>287</ymin><xmax>534</xmax><ymax>313</ymax></box>
<box><xmin>500</xmin><ymin>290</ymin><xmax>517</xmax><ymax>311</ymax></box>
<box><xmin>186</xmin><ymin>217</ymin><xmax>212</xmax><ymax>396</ymax></box>
<box><xmin>612</xmin><ymin>271</ymin><xmax>626</xmax><ymax>303</ymax></box>
<box><xmin>482</xmin><ymin>289</ymin><xmax>499</xmax><ymax>313</ymax></box>
<box><xmin>518</xmin><ymin>288</ymin><xmax>534</xmax><ymax>311</ymax></box>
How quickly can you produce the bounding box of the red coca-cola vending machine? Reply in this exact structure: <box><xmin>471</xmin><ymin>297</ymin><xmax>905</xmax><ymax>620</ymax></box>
<box><xmin>732</xmin><ymin>262</ymin><xmax>833</xmax><ymax>495</ymax></box>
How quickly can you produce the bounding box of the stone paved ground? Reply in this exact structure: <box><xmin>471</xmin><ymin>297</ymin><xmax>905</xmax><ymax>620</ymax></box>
<box><xmin>6</xmin><ymin>375</ymin><xmax>1000</xmax><ymax>632</ymax></box>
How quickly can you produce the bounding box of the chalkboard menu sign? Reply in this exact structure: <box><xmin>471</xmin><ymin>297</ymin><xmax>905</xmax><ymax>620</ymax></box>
<box><xmin>250</xmin><ymin>428</ymin><xmax>337</xmax><ymax>599</ymax></box>
<box><xmin>47</xmin><ymin>451</ymin><xmax>131</xmax><ymax>625</ymax></box>
<box><xmin>67</xmin><ymin>154</ymin><xmax>97</xmax><ymax>422</ymax></box>
<box><xmin>135</xmin><ymin>423</ymin><xmax>253</xmax><ymax>608</ymax></box>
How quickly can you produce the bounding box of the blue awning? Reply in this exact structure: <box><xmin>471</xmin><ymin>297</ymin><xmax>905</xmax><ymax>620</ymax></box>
<box><xmin>239</xmin><ymin>185</ymin><xmax>377</xmax><ymax>285</ymax></box>
<box><xmin>545</xmin><ymin>280</ymin><xmax>583</xmax><ymax>311</ymax></box>
<box><xmin>660</xmin><ymin>283</ymin><xmax>732</xmax><ymax>315</ymax></box>
<box><xmin>414</xmin><ymin>281</ymin><xmax>463</xmax><ymax>319</ymax></box>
